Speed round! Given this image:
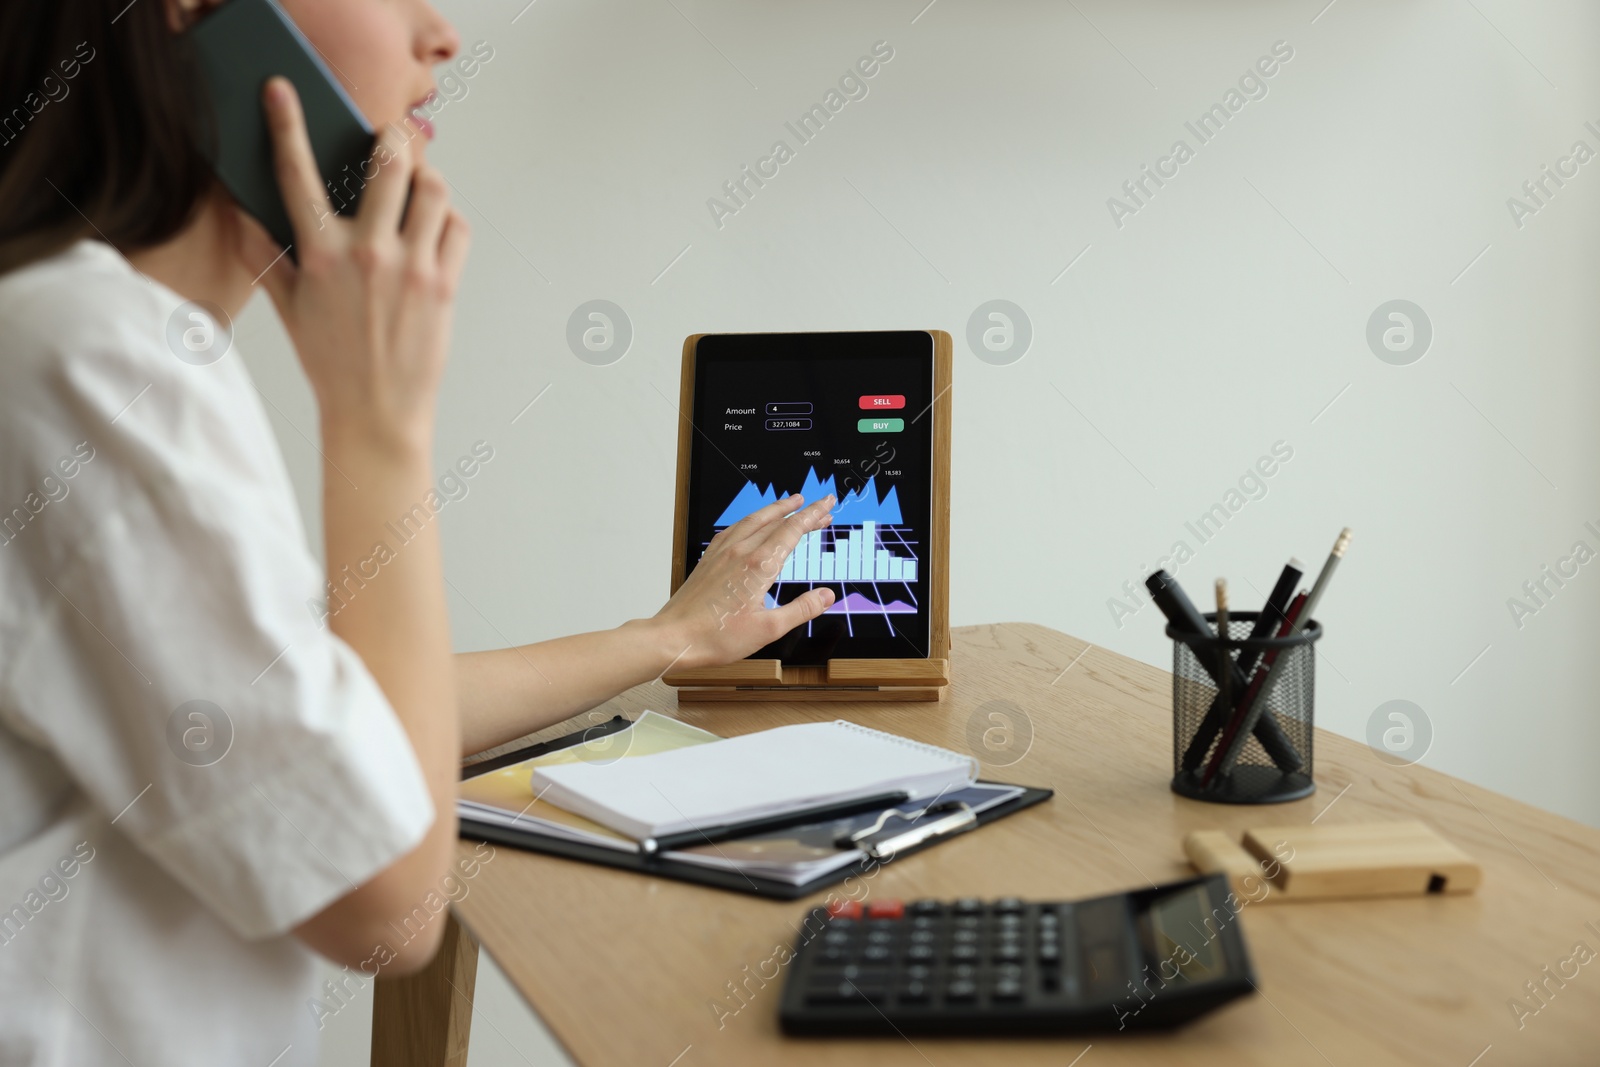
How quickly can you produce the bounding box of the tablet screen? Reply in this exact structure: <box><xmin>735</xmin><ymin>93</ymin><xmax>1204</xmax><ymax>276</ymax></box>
<box><xmin>685</xmin><ymin>332</ymin><xmax>935</xmax><ymax>661</ymax></box>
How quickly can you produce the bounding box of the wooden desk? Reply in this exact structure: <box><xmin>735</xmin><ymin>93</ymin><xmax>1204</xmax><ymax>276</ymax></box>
<box><xmin>374</xmin><ymin>623</ymin><xmax>1600</xmax><ymax>1067</ymax></box>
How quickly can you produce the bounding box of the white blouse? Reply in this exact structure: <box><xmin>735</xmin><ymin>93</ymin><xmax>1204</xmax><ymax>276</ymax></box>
<box><xmin>0</xmin><ymin>239</ymin><xmax>434</xmax><ymax>1066</ymax></box>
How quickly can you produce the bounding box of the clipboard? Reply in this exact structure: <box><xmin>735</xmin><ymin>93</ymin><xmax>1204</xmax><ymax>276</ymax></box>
<box><xmin>457</xmin><ymin>715</ymin><xmax>1053</xmax><ymax>900</ymax></box>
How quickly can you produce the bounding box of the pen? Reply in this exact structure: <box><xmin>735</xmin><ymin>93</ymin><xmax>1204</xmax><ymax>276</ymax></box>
<box><xmin>1214</xmin><ymin>578</ymin><xmax>1231</xmax><ymax>743</ymax></box>
<box><xmin>1179</xmin><ymin>558</ymin><xmax>1303</xmax><ymax>771</ymax></box>
<box><xmin>1146</xmin><ymin>571</ymin><xmax>1303</xmax><ymax>772</ymax></box>
<box><xmin>1207</xmin><ymin>527</ymin><xmax>1352</xmax><ymax>784</ymax></box>
<box><xmin>1202</xmin><ymin>590</ymin><xmax>1305</xmax><ymax>785</ymax></box>
<box><xmin>1241</xmin><ymin>558</ymin><xmax>1303</xmax><ymax>680</ymax></box>
<box><xmin>641</xmin><ymin>790</ymin><xmax>911</xmax><ymax>855</ymax></box>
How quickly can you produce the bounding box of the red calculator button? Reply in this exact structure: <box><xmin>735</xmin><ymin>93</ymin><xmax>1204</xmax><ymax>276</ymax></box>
<box><xmin>858</xmin><ymin>394</ymin><xmax>905</xmax><ymax>410</ymax></box>
<box><xmin>867</xmin><ymin>899</ymin><xmax>905</xmax><ymax>919</ymax></box>
<box><xmin>827</xmin><ymin>899</ymin><xmax>863</xmax><ymax>920</ymax></box>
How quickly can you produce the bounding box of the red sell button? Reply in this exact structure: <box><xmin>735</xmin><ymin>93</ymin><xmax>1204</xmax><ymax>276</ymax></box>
<box><xmin>859</xmin><ymin>394</ymin><xmax>905</xmax><ymax>410</ymax></box>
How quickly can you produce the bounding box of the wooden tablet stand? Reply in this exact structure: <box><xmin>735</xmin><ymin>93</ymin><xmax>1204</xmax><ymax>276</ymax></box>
<box><xmin>663</xmin><ymin>330</ymin><xmax>953</xmax><ymax>703</ymax></box>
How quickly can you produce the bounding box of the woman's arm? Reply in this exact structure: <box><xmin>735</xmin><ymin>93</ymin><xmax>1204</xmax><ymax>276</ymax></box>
<box><xmin>246</xmin><ymin>80</ymin><xmax>471</xmax><ymax>975</ymax></box>
<box><xmin>457</xmin><ymin>492</ymin><xmax>840</xmax><ymax>756</ymax></box>
<box><xmin>455</xmin><ymin>620</ymin><xmax>682</xmax><ymax>755</ymax></box>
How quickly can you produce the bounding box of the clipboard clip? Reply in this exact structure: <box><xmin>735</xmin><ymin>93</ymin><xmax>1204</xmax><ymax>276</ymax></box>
<box><xmin>837</xmin><ymin>800</ymin><xmax>977</xmax><ymax>861</ymax></box>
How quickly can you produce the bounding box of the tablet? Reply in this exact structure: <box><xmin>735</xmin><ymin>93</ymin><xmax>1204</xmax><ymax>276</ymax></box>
<box><xmin>679</xmin><ymin>331</ymin><xmax>942</xmax><ymax>662</ymax></box>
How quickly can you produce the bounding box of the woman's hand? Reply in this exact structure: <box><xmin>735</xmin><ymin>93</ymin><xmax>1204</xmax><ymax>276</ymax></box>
<box><xmin>653</xmin><ymin>494</ymin><xmax>838</xmax><ymax>670</ymax></box>
<box><xmin>243</xmin><ymin>77</ymin><xmax>471</xmax><ymax>453</ymax></box>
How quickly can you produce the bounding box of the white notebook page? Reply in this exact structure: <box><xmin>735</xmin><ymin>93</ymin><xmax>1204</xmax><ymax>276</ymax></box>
<box><xmin>531</xmin><ymin>720</ymin><xmax>979</xmax><ymax>840</ymax></box>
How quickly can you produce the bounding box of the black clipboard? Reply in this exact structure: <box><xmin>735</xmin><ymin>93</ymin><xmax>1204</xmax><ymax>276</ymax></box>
<box><xmin>457</xmin><ymin>715</ymin><xmax>1054</xmax><ymax>900</ymax></box>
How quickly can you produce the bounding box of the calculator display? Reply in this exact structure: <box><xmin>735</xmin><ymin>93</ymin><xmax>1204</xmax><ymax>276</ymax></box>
<box><xmin>1143</xmin><ymin>884</ymin><xmax>1227</xmax><ymax>984</ymax></box>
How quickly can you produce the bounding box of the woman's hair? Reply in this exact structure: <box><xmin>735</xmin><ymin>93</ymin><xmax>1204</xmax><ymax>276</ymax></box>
<box><xmin>0</xmin><ymin>2</ymin><xmax>215</xmax><ymax>275</ymax></box>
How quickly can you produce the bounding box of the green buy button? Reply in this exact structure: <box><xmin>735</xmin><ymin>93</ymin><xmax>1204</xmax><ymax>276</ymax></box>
<box><xmin>857</xmin><ymin>417</ymin><xmax>904</xmax><ymax>433</ymax></box>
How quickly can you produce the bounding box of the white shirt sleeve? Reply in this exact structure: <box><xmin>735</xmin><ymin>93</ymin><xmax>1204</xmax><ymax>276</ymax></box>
<box><xmin>0</xmin><ymin>246</ymin><xmax>435</xmax><ymax>941</ymax></box>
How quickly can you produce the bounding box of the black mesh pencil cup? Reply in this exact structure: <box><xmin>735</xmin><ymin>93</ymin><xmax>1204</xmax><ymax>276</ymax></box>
<box><xmin>1168</xmin><ymin>612</ymin><xmax>1320</xmax><ymax>804</ymax></box>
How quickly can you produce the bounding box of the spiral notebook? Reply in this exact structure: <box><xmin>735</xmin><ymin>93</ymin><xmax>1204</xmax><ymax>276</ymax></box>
<box><xmin>530</xmin><ymin>720</ymin><xmax>980</xmax><ymax>841</ymax></box>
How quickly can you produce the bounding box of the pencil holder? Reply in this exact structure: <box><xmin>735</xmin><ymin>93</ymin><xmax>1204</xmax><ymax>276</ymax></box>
<box><xmin>1168</xmin><ymin>612</ymin><xmax>1319</xmax><ymax>805</ymax></box>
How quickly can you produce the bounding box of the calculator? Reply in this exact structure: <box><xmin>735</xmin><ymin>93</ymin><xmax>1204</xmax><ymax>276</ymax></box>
<box><xmin>778</xmin><ymin>874</ymin><xmax>1255</xmax><ymax>1035</ymax></box>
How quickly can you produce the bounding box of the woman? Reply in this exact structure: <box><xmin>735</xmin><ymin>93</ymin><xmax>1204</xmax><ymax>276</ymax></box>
<box><xmin>0</xmin><ymin>1</ymin><xmax>835</xmax><ymax>1063</ymax></box>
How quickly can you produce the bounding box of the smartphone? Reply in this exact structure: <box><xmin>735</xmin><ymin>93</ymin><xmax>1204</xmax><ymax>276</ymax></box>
<box><xmin>188</xmin><ymin>0</ymin><xmax>376</xmax><ymax>258</ymax></box>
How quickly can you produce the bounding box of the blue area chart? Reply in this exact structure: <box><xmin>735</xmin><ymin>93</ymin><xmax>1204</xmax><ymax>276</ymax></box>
<box><xmin>707</xmin><ymin>467</ymin><xmax>920</xmax><ymax>627</ymax></box>
<box><xmin>714</xmin><ymin>467</ymin><xmax>903</xmax><ymax>526</ymax></box>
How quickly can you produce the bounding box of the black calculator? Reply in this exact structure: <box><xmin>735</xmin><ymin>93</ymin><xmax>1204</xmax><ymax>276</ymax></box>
<box><xmin>778</xmin><ymin>874</ymin><xmax>1255</xmax><ymax>1035</ymax></box>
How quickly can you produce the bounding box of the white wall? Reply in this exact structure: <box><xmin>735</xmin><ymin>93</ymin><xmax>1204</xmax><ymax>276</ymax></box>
<box><xmin>240</xmin><ymin>0</ymin><xmax>1600</xmax><ymax>824</ymax></box>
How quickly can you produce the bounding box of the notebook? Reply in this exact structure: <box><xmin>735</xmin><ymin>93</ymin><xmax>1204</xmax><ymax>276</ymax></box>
<box><xmin>530</xmin><ymin>720</ymin><xmax>980</xmax><ymax>841</ymax></box>
<box><xmin>457</xmin><ymin>710</ymin><xmax>722</xmax><ymax>850</ymax></box>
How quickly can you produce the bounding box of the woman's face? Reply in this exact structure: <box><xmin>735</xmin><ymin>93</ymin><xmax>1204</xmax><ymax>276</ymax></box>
<box><xmin>281</xmin><ymin>0</ymin><xmax>459</xmax><ymax>144</ymax></box>
<box><xmin>196</xmin><ymin>0</ymin><xmax>460</xmax><ymax>147</ymax></box>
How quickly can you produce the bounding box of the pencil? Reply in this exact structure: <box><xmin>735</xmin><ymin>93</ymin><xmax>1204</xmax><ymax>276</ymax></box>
<box><xmin>1208</xmin><ymin>528</ymin><xmax>1352</xmax><ymax>784</ymax></box>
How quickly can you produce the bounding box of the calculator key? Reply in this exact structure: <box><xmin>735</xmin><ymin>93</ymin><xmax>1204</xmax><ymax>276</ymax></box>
<box><xmin>897</xmin><ymin>979</ymin><xmax>932</xmax><ymax>1003</ymax></box>
<box><xmin>909</xmin><ymin>928</ymin><xmax>936</xmax><ymax>944</ymax></box>
<box><xmin>945</xmin><ymin>979</ymin><xmax>978</xmax><ymax>1002</ymax></box>
<box><xmin>905</xmin><ymin>964</ymin><xmax>933</xmax><ymax>982</ymax></box>
<box><xmin>819</xmin><ymin>945</ymin><xmax>850</xmax><ymax>963</ymax></box>
<box><xmin>993</xmin><ymin>897</ymin><xmax>1024</xmax><ymax>913</ymax></box>
<box><xmin>804</xmin><ymin>982</ymin><xmax>856</xmax><ymax>1005</ymax></box>
<box><xmin>1056</xmin><ymin>920</ymin><xmax>1079</xmax><ymax>972</ymax></box>
<box><xmin>827</xmin><ymin>899</ymin><xmax>863</xmax><ymax>920</ymax></box>
<box><xmin>993</xmin><ymin>943</ymin><xmax>1022</xmax><ymax>962</ymax></box>
<box><xmin>807</xmin><ymin>978</ymin><xmax>887</xmax><ymax>1005</ymax></box>
<box><xmin>951</xmin><ymin>964</ymin><xmax>977</xmax><ymax>981</ymax></box>
<box><xmin>909</xmin><ymin>899</ymin><xmax>944</xmax><ymax>916</ymax></box>
<box><xmin>1037</xmin><ymin>941</ymin><xmax>1060</xmax><ymax>964</ymax></box>
<box><xmin>950</xmin><ymin>944</ymin><xmax>979</xmax><ymax>962</ymax></box>
<box><xmin>865</xmin><ymin>928</ymin><xmax>895</xmax><ymax>946</ymax></box>
<box><xmin>953</xmin><ymin>897</ymin><xmax>984</xmax><ymax>915</ymax></box>
<box><xmin>816</xmin><ymin>964</ymin><xmax>881</xmax><ymax>983</ymax></box>
<box><xmin>952</xmin><ymin>928</ymin><xmax>979</xmax><ymax>944</ymax></box>
<box><xmin>867</xmin><ymin>899</ymin><xmax>905</xmax><ymax>920</ymax></box>
<box><xmin>993</xmin><ymin>979</ymin><xmax>1025</xmax><ymax>1001</ymax></box>
<box><xmin>1059</xmin><ymin>964</ymin><xmax>1080</xmax><ymax>1001</ymax></box>
<box><xmin>907</xmin><ymin>944</ymin><xmax>935</xmax><ymax>962</ymax></box>
<box><xmin>853</xmin><ymin>983</ymin><xmax>891</xmax><ymax>1005</ymax></box>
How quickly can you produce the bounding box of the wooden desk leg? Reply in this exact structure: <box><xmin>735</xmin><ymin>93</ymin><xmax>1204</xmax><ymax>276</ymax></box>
<box><xmin>371</xmin><ymin>910</ymin><xmax>479</xmax><ymax>1067</ymax></box>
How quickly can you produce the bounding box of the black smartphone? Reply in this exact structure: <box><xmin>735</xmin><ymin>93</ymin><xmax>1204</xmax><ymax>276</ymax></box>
<box><xmin>188</xmin><ymin>0</ymin><xmax>376</xmax><ymax>258</ymax></box>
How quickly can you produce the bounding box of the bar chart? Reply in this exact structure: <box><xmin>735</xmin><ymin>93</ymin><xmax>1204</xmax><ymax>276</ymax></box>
<box><xmin>777</xmin><ymin>521</ymin><xmax>917</xmax><ymax>582</ymax></box>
